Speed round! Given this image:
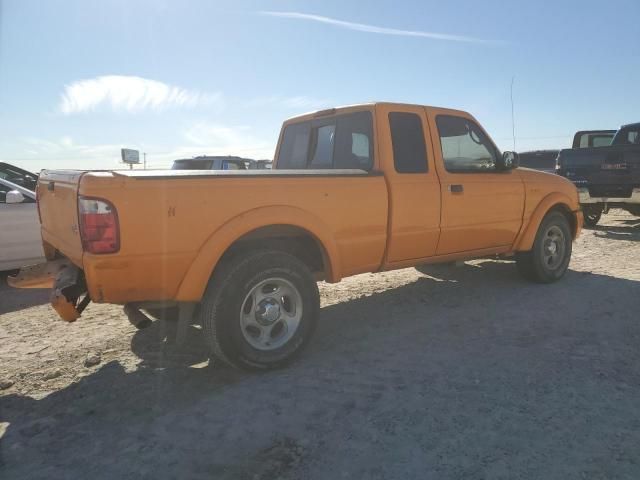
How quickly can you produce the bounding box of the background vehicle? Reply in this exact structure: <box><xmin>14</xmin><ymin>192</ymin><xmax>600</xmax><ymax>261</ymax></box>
<box><xmin>13</xmin><ymin>103</ymin><xmax>582</xmax><ymax>370</ymax></box>
<box><xmin>557</xmin><ymin>122</ymin><xmax>640</xmax><ymax>227</ymax></box>
<box><xmin>518</xmin><ymin>150</ymin><xmax>560</xmax><ymax>173</ymax></box>
<box><xmin>246</xmin><ymin>159</ymin><xmax>273</xmax><ymax>170</ymax></box>
<box><xmin>0</xmin><ymin>162</ymin><xmax>39</xmax><ymax>190</ymax></box>
<box><xmin>572</xmin><ymin>130</ymin><xmax>616</xmax><ymax>149</ymax></box>
<box><xmin>171</xmin><ymin>155</ymin><xmax>250</xmax><ymax>170</ymax></box>
<box><xmin>0</xmin><ymin>178</ymin><xmax>45</xmax><ymax>271</ymax></box>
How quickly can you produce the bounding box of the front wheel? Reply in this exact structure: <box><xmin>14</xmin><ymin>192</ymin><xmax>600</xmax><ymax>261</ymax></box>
<box><xmin>200</xmin><ymin>249</ymin><xmax>320</xmax><ymax>370</ymax></box>
<box><xmin>516</xmin><ymin>211</ymin><xmax>572</xmax><ymax>283</ymax></box>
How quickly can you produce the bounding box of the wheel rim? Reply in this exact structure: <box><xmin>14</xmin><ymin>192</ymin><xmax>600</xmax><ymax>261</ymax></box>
<box><xmin>239</xmin><ymin>277</ymin><xmax>303</xmax><ymax>351</ymax></box>
<box><xmin>542</xmin><ymin>225</ymin><xmax>566</xmax><ymax>270</ymax></box>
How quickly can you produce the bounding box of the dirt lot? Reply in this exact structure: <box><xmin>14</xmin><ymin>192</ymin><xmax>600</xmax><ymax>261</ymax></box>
<box><xmin>1</xmin><ymin>211</ymin><xmax>639</xmax><ymax>479</ymax></box>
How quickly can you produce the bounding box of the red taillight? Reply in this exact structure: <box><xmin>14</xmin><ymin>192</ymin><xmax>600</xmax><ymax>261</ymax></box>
<box><xmin>78</xmin><ymin>197</ymin><xmax>120</xmax><ymax>254</ymax></box>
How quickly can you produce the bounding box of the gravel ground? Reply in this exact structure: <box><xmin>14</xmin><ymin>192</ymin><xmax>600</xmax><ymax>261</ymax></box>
<box><xmin>1</xmin><ymin>211</ymin><xmax>639</xmax><ymax>479</ymax></box>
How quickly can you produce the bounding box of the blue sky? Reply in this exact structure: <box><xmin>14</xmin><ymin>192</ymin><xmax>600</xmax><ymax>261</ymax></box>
<box><xmin>1</xmin><ymin>0</ymin><xmax>638</xmax><ymax>171</ymax></box>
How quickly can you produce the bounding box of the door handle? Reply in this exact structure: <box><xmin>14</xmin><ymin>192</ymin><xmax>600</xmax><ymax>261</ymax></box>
<box><xmin>448</xmin><ymin>184</ymin><xmax>464</xmax><ymax>193</ymax></box>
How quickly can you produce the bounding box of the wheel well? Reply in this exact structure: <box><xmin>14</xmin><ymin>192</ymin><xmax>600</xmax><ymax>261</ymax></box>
<box><xmin>549</xmin><ymin>204</ymin><xmax>577</xmax><ymax>238</ymax></box>
<box><xmin>218</xmin><ymin>225</ymin><xmax>329</xmax><ymax>280</ymax></box>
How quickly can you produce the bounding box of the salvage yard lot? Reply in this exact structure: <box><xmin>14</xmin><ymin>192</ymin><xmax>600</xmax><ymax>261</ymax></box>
<box><xmin>1</xmin><ymin>211</ymin><xmax>639</xmax><ymax>479</ymax></box>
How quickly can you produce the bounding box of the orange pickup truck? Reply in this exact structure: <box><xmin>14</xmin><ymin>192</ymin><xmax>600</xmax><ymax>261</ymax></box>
<box><xmin>12</xmin><ymin>102</ymin><xmax>583</xmax><ymax>370</ymax></box>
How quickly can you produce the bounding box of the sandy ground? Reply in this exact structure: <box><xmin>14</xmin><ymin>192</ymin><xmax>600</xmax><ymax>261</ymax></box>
<box><xmin>1</xmin><ymin>211</ymin><xmax>639</xmax><ymax>479</ymax></box>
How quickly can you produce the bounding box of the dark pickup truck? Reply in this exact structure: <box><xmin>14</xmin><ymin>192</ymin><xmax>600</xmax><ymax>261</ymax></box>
<box><xmin>556</xmin><ymin>123</ymin><xmax>640</xmax><ymax>227</ymax></box>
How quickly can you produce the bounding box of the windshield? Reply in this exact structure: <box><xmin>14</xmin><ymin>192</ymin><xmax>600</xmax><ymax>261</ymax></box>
<box><xmin>171</xmin><ymin>159</ymin><xmax>214</xmax><ymax>170</ymax></box>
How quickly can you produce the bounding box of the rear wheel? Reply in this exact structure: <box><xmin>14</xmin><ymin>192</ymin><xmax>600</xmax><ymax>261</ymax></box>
<box><xmin>582</xmin><ymin>205</ymin><xmax>602</xmax><ymax>228</ymax></box>
<box><xmin>200</xmin><ymin>249</ymin><xmax>320</xmax><ymax>370</ymax></box>
<box><xmin>516</xmin><ymin>211</ymin><xmax>572</xmax><ymax>283</ymax></box>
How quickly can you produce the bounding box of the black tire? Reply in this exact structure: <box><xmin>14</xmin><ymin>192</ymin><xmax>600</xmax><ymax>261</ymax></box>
<box><xmin>200</xmin><ymin>249</ymin><xmax>320</xmax><ymax>371</ymax></box>
<box><xmin>143</xmin><ymin>306</ymin><xmax>179</xmax><ymax>321</ymax></box>
<box><xmin>582</xmin><ymin>205</ymin><xmax>602</xmax><ymax>228</ymax></box>
<box><xmin>516</xmin><ymin>211</ymin><xmax>572</xmax><ymax>283</ymax></box>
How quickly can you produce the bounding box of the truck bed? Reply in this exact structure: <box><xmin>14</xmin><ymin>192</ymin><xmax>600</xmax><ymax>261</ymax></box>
<box><xmin>36</xmin><ymin>168</ymin><xmax>388</xmax><ymax>303</ymax></box>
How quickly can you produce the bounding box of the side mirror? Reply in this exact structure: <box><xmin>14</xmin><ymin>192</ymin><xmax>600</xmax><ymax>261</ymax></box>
<box><xmin>497</xmin><ymin>151</ymin><xmax>519</xmax><ymax>171</ymax></box>
<box><xmin>6</xmin><ymin>190</ymin><xmax>26</xmax><ymax>204</ymax></box>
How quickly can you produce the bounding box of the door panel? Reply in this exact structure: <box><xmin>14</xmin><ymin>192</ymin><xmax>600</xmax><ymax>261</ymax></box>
<box><xmin>437</xmin><ymin>173</ymin><xmax>524</xmax><ymax>254</ymax></box>
<box><xmin>376</xmin><ymin>104</ymin><xmax>441</xmax><ymax>263</ymax></box>
<box><xmin>425</xmin><ymin>109</ymin><xmax>525</xmax><ymax>255</ymax></box>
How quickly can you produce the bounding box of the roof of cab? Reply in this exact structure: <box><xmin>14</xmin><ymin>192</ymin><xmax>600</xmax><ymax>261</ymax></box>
<box><xmin>283</xmin><ymin>102</ymin><xmax>469</xmax><ymax>125</ymax></box>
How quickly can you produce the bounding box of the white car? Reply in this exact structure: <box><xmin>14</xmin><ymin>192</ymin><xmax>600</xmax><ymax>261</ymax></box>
<box><xmin>0</xmin><ymin>178</ymin><xmax>45</xmax><ymax>271</ymax></box>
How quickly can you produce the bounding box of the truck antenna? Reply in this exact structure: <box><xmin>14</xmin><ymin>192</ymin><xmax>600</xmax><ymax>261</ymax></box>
<box><xmin>510</xmin><ymin>76</ymin><xmax>516</xmax><ymax>151</ymax></box>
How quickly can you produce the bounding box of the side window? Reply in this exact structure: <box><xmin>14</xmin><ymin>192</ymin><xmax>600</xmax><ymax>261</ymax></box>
<box><xmin>389</xmin><ymin>112</ymin><xmax>428</xmax><ymax>173</ymax></box>
<box><xmin>0</xmin><ymin>184</ymin><xmax>9</xmax><ymax>203</ymax></box>
<box><xmin>277</xmin><ymin>122</ymin><xmax>311</xmax><ymax>169</ymax></box>
<box><xmin>436</xmin><ymin>115</ymin><xmax>498</xmax><ymax>173</ymax></box>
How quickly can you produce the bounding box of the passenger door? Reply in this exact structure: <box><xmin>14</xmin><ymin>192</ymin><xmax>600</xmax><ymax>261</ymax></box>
<box><xmin>378</xmin><ymin>104</ymin><xmax>441</xmax><ymax>264</ymax></box>
<box><xmin>426</xmin><ymin>111</ymin><xmax>525</xmax><ymax>255</ymax></box>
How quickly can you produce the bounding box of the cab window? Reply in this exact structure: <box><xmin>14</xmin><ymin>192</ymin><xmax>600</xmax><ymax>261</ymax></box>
<box><xmin>436</xmin><ymin>115</ymin><xmax>499</xmax><ymax>173</ymax></box>
<box><xmin>389</xmin><ymin>112</ymin><xmax>428</xmax><ymax>173</ymax></box>
<box><xmin>277</xmin><ymin>111</ymin><xmax>373</xmax><ymax>170</ymax></box>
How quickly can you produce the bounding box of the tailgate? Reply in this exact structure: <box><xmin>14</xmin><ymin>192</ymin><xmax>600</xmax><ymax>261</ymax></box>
<box><xmin>559</xmin><ymin>147</ymin><xmax>640</xmax><ymax>187</ymax></box>
<box><xmin>37</xmin><ymin>170</ymin><xmax>85</xmax><ymax>266</ymax></box>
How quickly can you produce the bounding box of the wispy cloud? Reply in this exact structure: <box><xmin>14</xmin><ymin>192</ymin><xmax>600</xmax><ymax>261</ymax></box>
<box><xmin>259</xmin><ymin>11</ymin><xmax>498</xmax><ymax>45</ymax></box>
<box><xmin>59</xmin><ymin>75</ymin><xmax>221</xmax><ymax>114</ymax></box>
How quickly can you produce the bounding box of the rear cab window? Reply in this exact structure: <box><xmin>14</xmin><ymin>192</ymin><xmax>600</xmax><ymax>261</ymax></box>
<box><xmin>276</xmin><ymin>111</ymin><xmax>374</xmax><ymax>170</ymax></box>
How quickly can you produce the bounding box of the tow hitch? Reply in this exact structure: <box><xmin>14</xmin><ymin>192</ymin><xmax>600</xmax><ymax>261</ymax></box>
<box><xmin>9</xmin><ymin>259</ymin><xmax>90</xmax><ymax>322</ymax></box>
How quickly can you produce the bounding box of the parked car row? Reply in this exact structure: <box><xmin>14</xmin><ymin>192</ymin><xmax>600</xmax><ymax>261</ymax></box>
<box><xmin>519</xmin><ymin>124</ymin><xmax>640</xmax><ymax>227</ymax></box>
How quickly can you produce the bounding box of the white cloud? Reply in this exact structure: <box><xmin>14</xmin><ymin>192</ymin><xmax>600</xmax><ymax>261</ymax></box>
<box><xmin>259</xmin><ymin>11</ymin><xmax>498</xmax><ymax>45</ymax></box>
<box><xmin>59</xmin><ymin>75</ymin><xmax>221</xmax><ymax>114</ymax></box>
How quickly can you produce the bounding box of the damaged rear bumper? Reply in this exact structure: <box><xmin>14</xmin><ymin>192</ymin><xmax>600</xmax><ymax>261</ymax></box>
<box><xmin>9</xmin><ymin>259</ymin><xmax>90</xmax><ymax>322</ymax></box>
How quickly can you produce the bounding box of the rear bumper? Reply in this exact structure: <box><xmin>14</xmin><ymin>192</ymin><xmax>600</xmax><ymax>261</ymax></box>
<box><xmin>9</xmin><ymin>259</ymin><xmax>89</xmax><ymax>322</ymax></box>
<box><xmin>578</xmin><ymin>187</ymin><xmax>640</xmax><ymax>204</ymax></box>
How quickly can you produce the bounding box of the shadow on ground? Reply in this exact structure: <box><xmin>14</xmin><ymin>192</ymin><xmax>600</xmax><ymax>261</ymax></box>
<box><xmin>2</xmin><ymin>261</ymin><xmax>640</xmax><ymax>479</ymax></box>
<box><xmin>593</xmin><ymin>218</ymin><xmax>640</xmax><ymax>241</ymax></box>
<box><xmin>0</xmin><ymin>272</ymin><xmax>49</xmax><ymax>315</ymax></box>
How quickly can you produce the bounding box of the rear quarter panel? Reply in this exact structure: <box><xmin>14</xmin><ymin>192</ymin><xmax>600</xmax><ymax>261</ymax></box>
<box><xmin>38</xmin><ymin>170</ymin><xmax>85</xmax><ymax>266</ymax></box>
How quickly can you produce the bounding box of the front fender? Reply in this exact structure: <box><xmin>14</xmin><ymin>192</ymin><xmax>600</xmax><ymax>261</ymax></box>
<box><xmin>514</xmin><ymin>192</ymin><xmax>580</xmax><ymax>252</ymax></box>
<box><xmin>174</xmin><ymin>205</ymin><xmax>341</xmax><ymax>301</ymax></box>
